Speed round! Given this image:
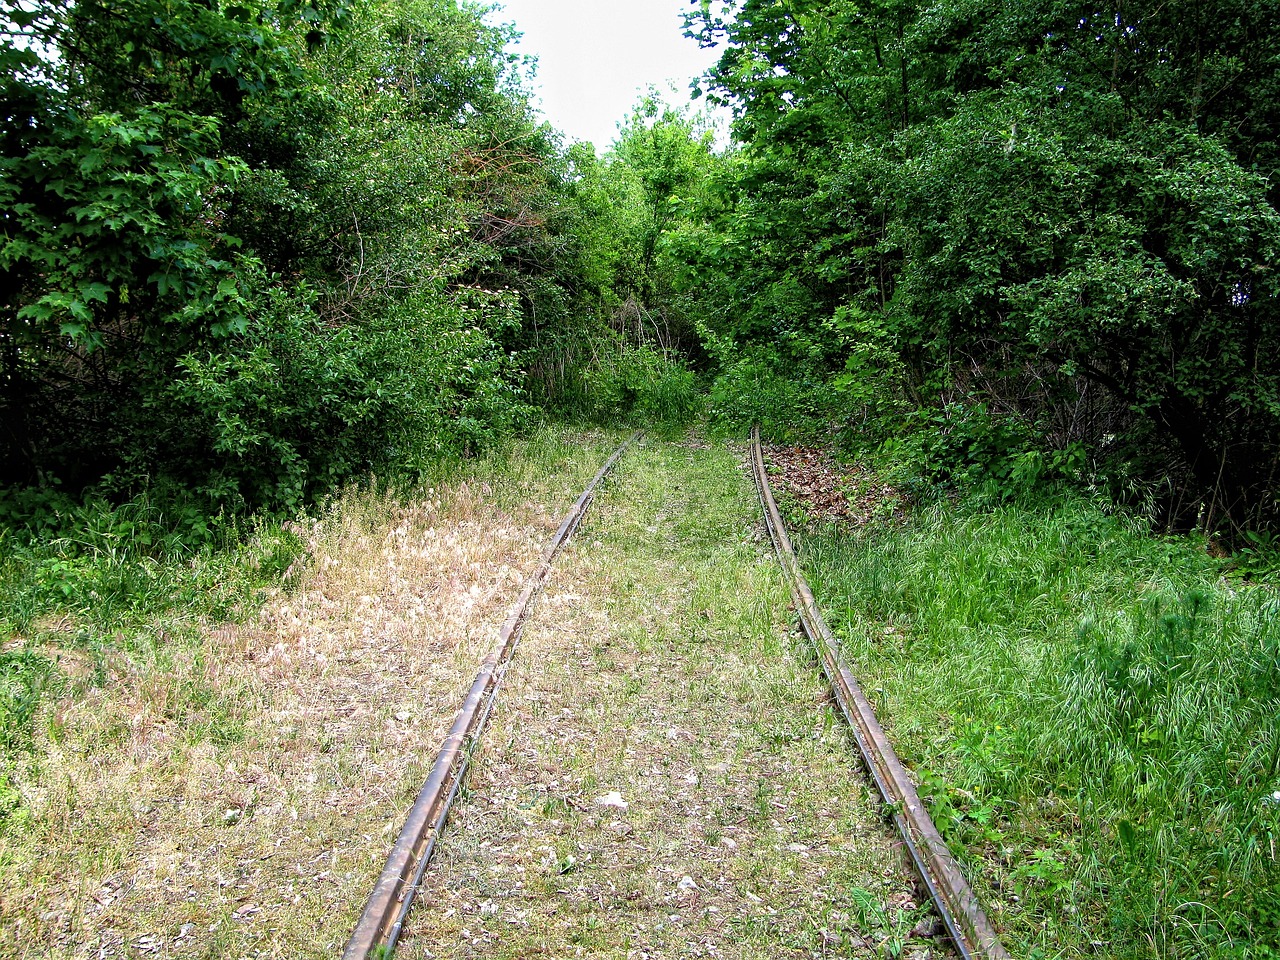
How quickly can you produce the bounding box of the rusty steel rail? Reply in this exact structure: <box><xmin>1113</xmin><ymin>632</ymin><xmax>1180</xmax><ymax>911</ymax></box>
<box><xmin>344</xmin><ymin>432</ymin><xmax>640</xmax><ymax>959</ymax></box>
<box><xmin>749</xmin><ymin>427</ymin><xmax>1008</xmax><ymax>960</ymax></box>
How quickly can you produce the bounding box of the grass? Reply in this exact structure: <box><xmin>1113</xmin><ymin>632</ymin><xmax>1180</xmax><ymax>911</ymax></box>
<box><xmin>0</xmin><ymin>508</ymin><xmax>303</xmax><ymax>799</ymax></box>
<box><xmin>401</xmin><ymin>435</ymin><xmax>941</xmax><ymax>959</ymax></box>
<box><xmin>799</xmin><ymin>493</ymin><xmax>1280</xmax><ymax>959</ymax></box>
<box><xmin>0</xmin><ymin>423</ymin><xmax>624</xmax><ymax>774</ymax></box>
<box><xmin>0</xmin><ymin>423</ymin><xmax>633</xmax><ymax>957</ymax></box>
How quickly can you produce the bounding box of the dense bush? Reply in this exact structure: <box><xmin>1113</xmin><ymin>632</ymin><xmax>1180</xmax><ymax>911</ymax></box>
<box><xmin>706</xmin><ymin>350</ymin><xmax>836</xmax><ymax>443</ymax></box>
<box><xmin>570</xmin><ymin>343</ymin><xmax>701</xmax><ymax>425</ymax></box>
<box><xmin>0</xmin><ymin>0</ymin><xmax>579</xmax><ymax>521</ymax></box>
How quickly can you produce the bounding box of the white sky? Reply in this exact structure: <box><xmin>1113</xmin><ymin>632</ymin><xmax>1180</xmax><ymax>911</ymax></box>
<box><xmin>485</xmin><ymin>0</ymin><xmax>725</xmax><ymax>149</ymax></box>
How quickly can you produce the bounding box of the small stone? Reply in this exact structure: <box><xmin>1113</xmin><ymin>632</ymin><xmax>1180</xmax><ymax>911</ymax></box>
<box><xmin>594</xmin><ymin>791</ymin><xmax>627</xmax><ymax>810</ymax></box>
<box><xmin>910</xmin><ymin>915</ymin><xmax>943</xmax><ymax>938</ymax></box>
<box><xmin>677</xmin><ymin>875</ymin><xmax>698</xmax><ymax>892</ymax></box>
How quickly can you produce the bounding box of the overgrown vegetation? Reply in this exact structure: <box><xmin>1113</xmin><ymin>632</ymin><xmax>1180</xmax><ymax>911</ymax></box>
<box><xmin>5</xmin><ymin>0</ymin><xmax>1280</xmax><ymax>954</ymax></box>
<box><xmin>802</xmin><ymin>494</ymin><xmax>1280</xmax><ymax>958</ymax></box>
<box><xmin>0</xmin><ymin>0</ymin><xmax>698</xmax><ymax>527</ymax></box>
<box><xmin>6</xmin><ymin>1</ymin><xmax>1278</xmax><ymax>529</ymax></box>
<box><xmin>684</xmin><ymin>0</ymin><xmax>1280</xmax><ymax>538</ymax></box>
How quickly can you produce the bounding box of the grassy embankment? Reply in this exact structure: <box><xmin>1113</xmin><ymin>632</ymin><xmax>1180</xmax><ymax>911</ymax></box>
<box><xmin>799</xmin><ymin>490</ymin><xmax>1280</xmax><ymax>959</ymax></box>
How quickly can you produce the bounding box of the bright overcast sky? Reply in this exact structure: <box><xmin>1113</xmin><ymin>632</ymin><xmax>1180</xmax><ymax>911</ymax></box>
<box><xmin>485</xmin><ymin>0</ymin><xmax>725</xmax><ymax>149</ymax></box>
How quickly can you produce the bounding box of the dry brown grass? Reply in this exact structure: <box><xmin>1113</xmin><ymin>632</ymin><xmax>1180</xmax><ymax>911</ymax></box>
<box><xmin>0</xmin><ymin>430</ymin><xmax>623</xmax><ymax>959</ymax></box>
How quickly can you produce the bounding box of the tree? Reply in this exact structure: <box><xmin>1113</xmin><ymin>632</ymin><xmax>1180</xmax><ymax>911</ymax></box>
<box><xmin>0</xmin><ymin>0</ymin><xmax>571</xmax><ymax>513</ymax></box>
<box><xmin>0</xmin><ymin>0</ymin><xmax>343</xmax><ymax>494</ymax></box>
<box><xmin>685</xmin><ymin>0</ymin><xmax>1280</xmax><ymax>532</ymax></box>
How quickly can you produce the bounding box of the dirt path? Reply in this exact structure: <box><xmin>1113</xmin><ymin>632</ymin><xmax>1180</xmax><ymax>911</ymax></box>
<box><xmin>401</xmin><ymin>438</ymin><xmax>950</xmax><ymax>959</ymax></box>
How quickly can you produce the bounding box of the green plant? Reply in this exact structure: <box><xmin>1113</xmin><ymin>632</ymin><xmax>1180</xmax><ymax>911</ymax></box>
<box><xmin>1232</xmin><ymin>530</ymin><xmax>1280</xmax><ymax>582</ymax></box>
<box><xmin>684</xmin><ymin>0</ymin><xmax>1280</xmax><ymax>533</ymax></box>
<box><xmin>706</xmin><ymin>350</ymin><xmax>837</xmax><ymax>442</ymax></box>
<box><xmin>580</xmin><ymin>343</ymin><xmax>701</xmax><ymax>425</ymax></box>
<box><xmin>0</xmin><ymin>648</ymin><xmax>54</xmax><ymax>754</ymax></box>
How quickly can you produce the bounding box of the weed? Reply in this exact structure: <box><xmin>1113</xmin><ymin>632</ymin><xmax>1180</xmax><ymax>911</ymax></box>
<box><xmin>0</xmin><ymin>648</ymin><xmax>55</xmax><ymax>754</ymax></box>
<box><xmin>1232</xmin><ymin>529</ymin><xmax>1280</xmax><ymax>582</ymax></box>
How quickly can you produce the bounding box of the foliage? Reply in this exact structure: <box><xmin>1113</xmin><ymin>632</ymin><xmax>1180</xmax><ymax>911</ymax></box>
<box><xmin>1</xmin><ymin>0</ymin><xmax>342</xmax><ymax>489</ymax></box>
<box><xmin>579</xmin><ymin>343</ymin><xmax>701</xmax><ymax>425</ymax></box>
<box><xmin>164</xmin><ymin>278</ymin><xmax>530</xmax><ymax>511</ymax></box>
<box><xmin>705</xmin><ymin>347</ymin><xmax>837</xmax><ymax>443</ymax></box>
<box><xmin>521</xmin><ymin>94</ymin><xmax>725</xmax><ymax>415</ymax></box>
<box><xmin>0</xmin><ymin>0</ymin><xmax>574</xmax><ymax>520</ymax></box>
<box><xmin>685</xmin><ymin>0</ymin><xmax>1280</xmax><ymax>534</ymax></box>
<box><xmin>0</xmin><ymin>647</ymin><xmax>53</xmax><ymax>757</ymax></box>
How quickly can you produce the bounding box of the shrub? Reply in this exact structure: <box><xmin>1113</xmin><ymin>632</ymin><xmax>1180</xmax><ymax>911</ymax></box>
<box><xmin>706</xmin><ymin>350</ymin><xmax>836</xmax><ymax>442</ymax></box>
<box><xmin>580</xmin><ymin>344</ymin><xmax>701</xmax><ymax>425</ymax></box>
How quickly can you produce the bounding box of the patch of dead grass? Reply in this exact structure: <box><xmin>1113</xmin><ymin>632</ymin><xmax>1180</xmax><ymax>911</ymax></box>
<box><xmin>399</xmin><ymin>438</ymin><xmax>953</xmax><ymax>960</ymax></box>
<box><xmin>0</xmin><ymin>432</ymin><xmax>623</xmax><ymax>959</ymax></box>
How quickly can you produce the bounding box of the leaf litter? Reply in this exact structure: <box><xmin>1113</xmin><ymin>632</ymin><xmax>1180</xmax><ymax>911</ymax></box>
<box><xmin>762</xmin><ymin>444</ymin><xmax>903</xmax><ymax>529</ymax></box>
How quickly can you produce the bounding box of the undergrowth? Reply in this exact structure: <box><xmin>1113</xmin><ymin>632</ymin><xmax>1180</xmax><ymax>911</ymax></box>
<box><xmin>803</xmin><ymin>495</ymin><xmax>1280</xmax><ymax>959</ymax></box>
<box><xmin>0</xmin><ymin>503</ymin><xmax>305</xmax><ymax>821</ymax></box>
<box><xmin>560</xmin><ymin>343</ymin><xmax>702</xmax><ymax>428</ymax></box>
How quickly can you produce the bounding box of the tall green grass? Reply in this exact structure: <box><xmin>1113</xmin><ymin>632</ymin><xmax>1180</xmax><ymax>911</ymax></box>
<box><xmin>586</xmin><ymin>344</ymin><xmax>701</xmax><ymax>425</ymax></box>
<box><xmin>803</xmin><ymin>498</ymin><xmax>1280</xmax><ymax>959</ymax></box>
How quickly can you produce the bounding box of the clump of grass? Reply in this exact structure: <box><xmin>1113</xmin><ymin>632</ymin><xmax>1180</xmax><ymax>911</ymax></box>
<box><xmin>0</xmin><ymin>503</ymin><xmax>305</xmax><ymax>805</ymax></box>
<box><xmin>803</xmin><ymin>497</ymin><xmax>1280</xmax><ymax>959</ymax></box>
<box><xmin>0</xmin><ymin>648</ymin><xmax>55</xmax><ymax>758</ymax></box>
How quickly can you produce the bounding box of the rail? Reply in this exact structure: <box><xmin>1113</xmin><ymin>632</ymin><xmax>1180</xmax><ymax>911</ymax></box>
<box><xmin>749</xmin><ymin>426</ymin><xmax>1009</xmax><ymax>960</ymax></box>
<box><xmin>344</xmin><ymin>432</ymin><xmax>640</xmax><ymax>959</ymax></box>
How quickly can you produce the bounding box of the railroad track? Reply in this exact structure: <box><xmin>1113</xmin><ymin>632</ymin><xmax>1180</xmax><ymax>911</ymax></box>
<box><xmin>345</xmin><ymin>431</ymin><xmax>1006</xmax><ymax>959</ymax></box>
<box><xmin>343</xmin><ymin>432</ymin><xmax>639</xmax><ymax>958</ymax></box>
<box><xmin>749</xmin><ymin>427</ymin><xmax>1007</xmax><ymax>960</ymax></box>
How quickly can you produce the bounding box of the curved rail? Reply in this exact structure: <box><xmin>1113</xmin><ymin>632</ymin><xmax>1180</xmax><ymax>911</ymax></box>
<box><xmin>749</xmin><ymin>426</ymin><xmax>1008</xmax><ymax>960</ymax></box>
<box><xmin>344</xmin><ymin>432</ymin><xmax>640</xmax><ymax>959</ymax></box>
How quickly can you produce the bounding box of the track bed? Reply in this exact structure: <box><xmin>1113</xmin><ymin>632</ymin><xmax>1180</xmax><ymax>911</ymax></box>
<box><xmin>396</xmin><ymin>438</ymin><xmax>950</xmax><ymax>959</ymax></box>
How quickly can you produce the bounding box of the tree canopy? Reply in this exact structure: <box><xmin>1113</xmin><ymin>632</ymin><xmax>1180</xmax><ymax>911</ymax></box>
<box><xmin>1</xmin><ymin>0</ymin><xmax>584</xmax><ymax>516</ymax></box>
<box><xmin>683</xmin><ymin>0</ymin><xmax>1280</xmax><ymax>533</ymax></box>
<box><xmin>3</xmin><ymin>0</ymin><xmax>1278</xmax><ymax>540</ymax></box>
